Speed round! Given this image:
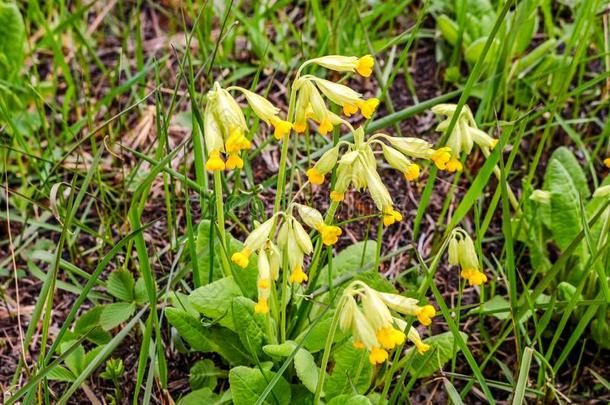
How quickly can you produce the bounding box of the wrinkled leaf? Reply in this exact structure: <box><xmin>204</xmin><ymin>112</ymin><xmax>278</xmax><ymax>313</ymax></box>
<box><xmin>229</xmin><ymin>366</ymin><xmax>291</xmax><ymax>405</ymax></box>
<box><xmin>99</xmin><ymin>302</ymin><xmax>136</xmax><ymax>331</ymax></box>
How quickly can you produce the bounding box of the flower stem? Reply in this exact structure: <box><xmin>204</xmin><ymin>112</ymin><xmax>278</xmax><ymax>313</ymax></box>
<box><xmin>213</xmin><ymin>170</ymin><xmax>232</xmax><ymax>279</ymax></box>
<box><xmin>313</xmin><ymin>297</ymin><xmax>343</xmax><ymax>404</ymax></box>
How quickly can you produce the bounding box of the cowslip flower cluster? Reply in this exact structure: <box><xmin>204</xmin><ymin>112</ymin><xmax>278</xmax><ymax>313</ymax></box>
<box><xmin>306</xmin><ymin>127</ymin><xmax>455</xmax><ymax>226</ymax></box>
<box><xmin>448</xmin><ymin>228</ymin><xmax>488</xmax><ymax>286</ymax></box>
<box><xmin>431</xmin><ymin>104</ymin><xmax>499</xmax><ymax>172</ymax></box>
<box><xmin>292</xmin><ymin>56</ymin><xmax>379</xmax><ymax>135</ymax></box>
<box><xmin>231</xmin><ymin>206</ymin><xmax>342</xmax><ymax>313</ymax></box>
<box><xmin>339</xmin><ymin>281</ymin><xmax>436</xmax><ymax>365</ymax></box>
<box><xmin>203</xmin><ymin>83</ymin><xmax>291</xmax><ymax>171</ymax></box>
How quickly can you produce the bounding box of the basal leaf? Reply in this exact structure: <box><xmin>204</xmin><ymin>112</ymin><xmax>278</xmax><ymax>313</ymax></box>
<box><xmin>400</xmin><ymin>331</ymin><xmax>468</xmax><ymax>378</ymax></box>
<box><xmin>189</xmin><ymin>277</ymin><xmax>242</xmax><ymax>331</ymax></box>
<box><xmin>0</xmin><ymin>3</ymin><xmax>25</xmax><ymax>80</ymax></box>
<box><xmin>189</xmin><ymin>359</ymin><xmax>225</xmax><ymax>390</ymax></box>
<box><xmin>294</xmin><ymin>348</ymin><xmax>322</xmax><ymax>395</ymax></box>
<box><xmin>229</xmin><ymin>366</ymin><xmax>291</xmax><ymax>405</ymax></box>
<box><xmin>325</xmin><ymin>342</ymin><xmax>372</xmax><ymax>398</ymax></box>
<box><xmin>231</xmin><ymin>296</ymin><xmax>268</xmax><ymax>356</ymax></box>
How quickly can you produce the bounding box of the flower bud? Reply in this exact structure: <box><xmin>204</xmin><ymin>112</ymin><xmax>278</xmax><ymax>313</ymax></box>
<box><xmin>296</xmin><ymin>204</ymin><xmax>324</xmax><ymax>229</ymax></box>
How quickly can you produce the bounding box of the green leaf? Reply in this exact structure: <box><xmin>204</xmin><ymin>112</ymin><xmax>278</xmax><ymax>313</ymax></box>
<box><xmin>542</xmin><ymin>147</ymin><xmax>589</xmax><ymax>263</ymax></box>
<box><xmin>297</xmin><ymin>314</ymin><xmax>348</xmax><ymax>353</ymax></box>
<box><xmin>401</xmin><ymin>332</ymin><xmax>468</xmax><ymax>378</ymax></box>
<box><xmin>467</xmin><ymin>295</ymin><xmax>510</xmax><ymax>320</ymax></box>
<box><xmin>165</xmin><ymin>307</ymin><xmax>250</xmax><ymax>365</ymax></box>
<box><xmin>46</xmin><ymin>366</ymin><xmax>75</xmax><ymax>382</ymax></box>
<box><xmin>262</xmin><ymin>341</ymin><xmax>297</xmax><ymax>357</ymax></box>
<box><xmin>229</xmin><ymin>366</ymin><xmax>292</xmax><ymax>405</ymax></box>
<box><xmin>196</xmin><ymin>220</ymin><xmax>258</xmax><ymax>298</ymax></box>
<box><xmin>134</xmin><ymin>277</ymin><xmax>148</xmax><ymax>305</ymax></box>
<box><xmin>73</xmin><ymin>306</ymin><xmax>111</xmax><ymax>345</ymax></box>
<box><xmin>317</xmin><ymin>241</ymin><xmax>378</xmax><ymax>286</ymax></box>
<box><xmin>59</xmin><ymin>341</ymin><xmax>85</xmax><ymax>376</ymax></box>
<box><xmin>99</xmin><ymin>302</ymin><xmax>136</xmax><ymax>331</ymax></box>
<box><xmin>189</xmin><ymin>359</ymin><xmax>225</xmax><ymax>390</ymax></box>
<box><xmin>0</xmin><ymin>2</ymin><xmax>25</xmax><ymax>80</ymax></box>
<box><xmin>170</xmin><ymin>291</ymin><xmax>199</xmax><ymax>318</ymax></box>
<box><xmin>231</xmin><ymin>297</ymin><xmax>268</xmax><ymax>356</ymax></box>
<box><xmin>178</xmin><ymin>387</ymin><xmax>226</xmax><ymax>405</ymax></box>
<box><xmin>327</xmin><ymin>394</ymin><xmax>372</xmax><ymax>405</ymax></box>
<box><xmin>294</xmin><ymin>348</ymin><xmax>322</xmax><ymax>395</ymax></box>
<box><xmin>189</xmin><ymin>277</ymin><xmax>242</xmax><ymax>331</ymax></box>
<box><xmin>106</xmin><ymin>269</ymin><xmax>135</xmax><ymax>302</ymax></box>
<box><xmin>325</xmin><ymin>343</ymin><xmax>372</xmax><ymax>398</ymax></box>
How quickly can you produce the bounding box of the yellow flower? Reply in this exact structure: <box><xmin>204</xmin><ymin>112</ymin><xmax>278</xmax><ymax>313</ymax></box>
<box><xmin>343</xmin><ymin>103</ymin><xmax>359</xmax><ymax>117</ymax></box>
<box><xmin>414</xmin><ymin>340</ymin><xmax>430</xmax><ymax>354</ymax></box>
<box><xmin>604</xmin><ymin>157</ymin><xmax>610</xmax><ymax>168</ymax></box>
<box><xmin>368</xmin><ymin>347</ymin><xmax>388</xmax><ymax>365</ymax></box>
<box><xmin>293</xmin><ymin>121</ymin><xmax>307</xmax><ymax>133</ymax></box>
<box><xmin>330</xmin><ymin>191</ymin><xmax>345</xmax><ymax>202</ymax></box>
<box><xmin>205</xmin><ymin>150</ymin><xmax>225</xmax><ymax>172</ymax></box>
<box><xmin>404</xmin><ymin>163</ymin><xmax>420</xmax><ymax>181</ymax></box>
<box><xmin>318</xmin><ymin>118</ymin><xmax>333</xmax><ymax>135</ymax></box>
<box><xmin>430</xmin><ymin>147</ymin><xmax>452</xmax><ymax>170</ymax></box>
<box><xmin>316</xmin><ymin>224</ymin><xmax>342</xmax><ymax>245</ymax></box>
<box><xmin>306</xmin><ymin>168</ymin><xmax>325</xmax><ymax>185</ymax></box>
<box><xmin>231</xmin><ymin>247</ymin><xmax>251</xmax><ymax>268</ymax></box>
<box><xmin>416</xmin><ymin>305</ymin><xmax>436</xmax><ymax>326</ymax></box>
<box><xmin>357</xmin><ymin>98</ymin><xmax>380</xmax><ymax>119</ymax></box>
<box><xmin>461</xmin><ymin>268</ymin><xmax>488</xmax><ymax>286</ymax></box>
<box><xmin>376</xmin><ymin>327</ymin><xmax>406</xmax><ymax>350</ymax></box>
<box><xmin>271</xmin><ymin>117</ymin><xmax>292</xmax><ymax>140</ymax></box>
<box><xmin>353</xmin><ymin>340</ymin><xmax>365</xmax><ymax>349</ymax></box>
<box><xmin>289</xmin><ymin>265</ymin><xmax>308</xmax><ymax>284</ymax></box>
<box><xmin>445</xmin><ymin>157</ymin><xmax>463</xmax><ymax>172</ymax></box>
<box><xmin>356</xmin><ymin>55</ymin><xmax>375</xmax><ymax>77</ymax></box>
<box><xmin>382</xmin><ymin>206</ymin><xmax>403</xmax><ymax>227</ymax></box>
<box><xmin>254</xmin><ymin>297</ymin><xmax>269</xmax><ymax>314</ymax></box>
<box><xmin>226</xmin><ymin>153</ymin><xmax>244</xmax><ymax>170</ymax></box>
<box><xmin>257</xmin><ymin>278</ymin><xmax>270</xmax><ymax>289</ymax></box>
<box><xmin>225</xmin><ymin>129</ymin><xmax>251</xmax><ymax>153</ymax></box>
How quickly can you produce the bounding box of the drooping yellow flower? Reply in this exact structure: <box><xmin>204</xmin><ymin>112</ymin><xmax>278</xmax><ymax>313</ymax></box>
<box><xmin>445</xmin><ymin>157</ymin><xmax>463</xmax><ymax>173</ymax></box>
<box><xmin>226</xmin><ymin>153</ymin><xmax>244</xmax><ymax>170</ymax></box>
<box><xmin>231</xmin><ymin>247</ymin><xmax>251</xmax><ymax>269</ymax></box>
<box><xmin>382</xmin><ymin>206</ymin><xmax>403</xmax><ymax>227</ymax></box>
<box><xmin>357</xmin><ymin>98</ymin><xmax>380</xmax><ymax>119</ymax></box>
<box><xmin>404</xmin><ymin>163</ymin><xmax>420</xmax><ymax>181</ymax></box>
<box><xmin>306</xmin><ymin>168</ymin><xmax>325</xmax><ymax>185</ymax></box>
<box><xmin>289</xmin><ymin>265</ymin><xmax>308</xmax><ymax>283</ymax></box>
<box><xmin>309</xmin><ymin>55</ymin><xmax>375</xmax><ymax>78</ymax></box>
<box><xmin>318</xmin><ymin>118</ymin><xmax>334</xmax><ymax>135</ymax></box>
<box><xmin>356</xmin><ymin>55</ymin><xmax>375</xmax><ymax>77</ymax></box>
<box><xmin>378</xmin><ymin>293</ymin><xmax>436</xmax><ymax>326</ymax></box>
<box><xmin>206</xmin><ymin>150</ymin><xmax>226</xmax><ymax>172</ymax></box>
<box><xmin>604</xmin><ymin>157</ymin><xmax>610</xmax><ymax>168</ymax></box>
<box><xmin>330</xmin><ymin>191</ymin><xmax>345</xmax><ymax>202</ymax></box>
<box><xmin>449</xmin><ymin>228</ymin><xmax>488</xmax><ymax>287</ymax></box>
<box><xmin>430</xmin><ymin>147</ymin><xmax>452</xmax><ymax>170</ymax></box>
<box><xmin>296</xmin><ymin>204</ymin><xmax>342</xmax><ymax>246</ymax></box>
<box><xmin>376</xmin><ymin>326</ymin><xmax>406</xmax><ymax>350</ymax></box>
<box><xmin>368</xmin><ymin>347</ymin><xmax>389</xmax><ymax>365</ymax></box>
<box><xmin>271</xmin><ymin>117</ymin><xmax>292</xmax><ymax>140</ymax></box>
<box><xmin>255</xmin><ymin>297</ymin><xmax>269</xmax><ymax>314</ymax></box>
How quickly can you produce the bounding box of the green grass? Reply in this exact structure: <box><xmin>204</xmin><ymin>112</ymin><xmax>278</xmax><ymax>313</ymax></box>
<box><xmin>1</xmin><ymin>0</ymin><xmax>610</xmax><ymax>404</ymax></box>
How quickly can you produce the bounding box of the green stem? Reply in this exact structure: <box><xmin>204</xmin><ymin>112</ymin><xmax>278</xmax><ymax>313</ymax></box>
<box><xmin>313</xmin><ymin>298</ymin><xmax>344</xmax><ymax>404</ymax></box>
<box><xmin>213</xmin><ymin>171</ymin><xmax>232</xmax><ymax>278</ymax></box>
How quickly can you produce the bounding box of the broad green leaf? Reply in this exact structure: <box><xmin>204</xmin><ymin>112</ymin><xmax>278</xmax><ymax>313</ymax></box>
<box><xmin>134</xmin><ymin>277</ymin><xmax>148</xmax><ymax>305</ymax></box>
<box><xmin>542</xmin><ymin>147</ymin><xmax>589</xmax><ymax>262</ymax></box>
<box><xmin>297</xmin><ymin>314</ymin><xmax>348</xmax><ymax>353</ymax></box>
<box><xmin>99</xmin><ymin>302</ymin><xmax>136</xmax><ymax>331</ymax></box>
<box><xmin>178</xmin><ymin>387</ymin><xmax>227</xmax><ymax>405</ymax></box>
<box><xmin>317</xmin><ymin>241</ymin><xmax>378</xmax><ymax>286</ymax></box>
<box><xmin>0</xmin><ymin>3</ymin><xmax>25</xmax><ymax>80</ymax></box>
<box><xmin>327</xmin><ymin>394</ymin><xmax>372</xmax><ymax>405</ymax></box>
<box><xmin>46</xmin><ymin>366</ymin><xmax>75</xmax><ymax>382</ymax></box>
<box><xmin>189</xmin><ymin>277</ymin><xmax>242</xmax><ymax>330</ymax></box>
<box><xmin>294</xmin><ymin>348</ymin><xmax>322</xmax><ymax>395</ymax></box>
<box><xmin>73</xmin><ymin>306</ymin><xmax>111</xmax><ymax>345</ymax></box>
<box><xmin>467</xmin><ymin>295</ymin><xmax>510</xmax><ymax>320</ymax></box>
<box><xmin>165</xmin><ymin>307</ymin><xmax>250</xmax><ymax>365</ymax></box>
<box><xmin>106</xmin><ymin>269</ymin><xmax>135</xmax><ymax>302</ymax></box>
<box><xmin>325</xmin><ymin>342</ymin><xmax>372</xmax><ymax>398</ymax></box>
<box><xmin>195</xmin><ymin>220</ymin><xmax>258</xmax><ymax>298</ymax></box>
<box><xmin>189</xmin><ymin>359</ymin><xmax>225</xmax><ymax>390</ymax></box>
<box><xmin>401</xmin><ymin>331</ymin><xmax>468</xmax><ymax>378</ymax></box>
<box><xmin>229</xmin><ymin>366</ymin><xmax>291</xmax><ymax>405</ymax></box>
<box><xmin>263</xmin><ymin>341</ymin><xmax>297</xmax><ymax>357</ymax></box>
<box><xmin>231</xmin><ymin>297</ymin><xmax>268</xmax><ymax>356</ymax></box>
<box><xmin>170</xmin><ymin>291</ymin><xmax>199</xmax><ymax>318</ymax></box>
